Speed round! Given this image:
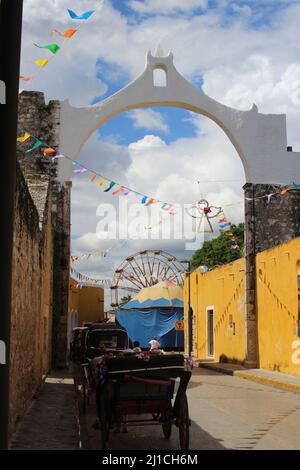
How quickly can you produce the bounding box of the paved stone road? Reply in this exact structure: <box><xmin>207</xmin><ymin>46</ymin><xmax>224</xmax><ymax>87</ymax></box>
<box><xmin>10</xmin><ymin>370</ymin><xmax>79</xmax><ymax>450</ymax></box>
<box><xmin>82</xmin><ymin>368</ymin><xmax>300</xmax><ymax>450</ymax></box>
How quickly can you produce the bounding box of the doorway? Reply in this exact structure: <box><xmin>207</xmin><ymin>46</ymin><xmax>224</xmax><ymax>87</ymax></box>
<box><xmin>207</xmin><ymin>307</ymin><xmax>214</xmax><ymax>358</ymax></box>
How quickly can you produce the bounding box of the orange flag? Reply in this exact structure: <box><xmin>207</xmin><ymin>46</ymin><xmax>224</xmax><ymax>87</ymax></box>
<box><xmin>20</xmin><ymin>75</ymin><xmax>34</xmax><ymax>81</ymax></box>
<box><xmin>112</xmin><ymin>186</ymin><xmax>125</xmax><ymax>196</ymax></box>
<box><xmin>64</xmin><ymin>29</ymin><xmax>77</xmax><ymax>38</ymax></box>
<box><xmin>43</xmin><ymin>147</ymin><xmax>56</xmax><ymax>156</ymax></box>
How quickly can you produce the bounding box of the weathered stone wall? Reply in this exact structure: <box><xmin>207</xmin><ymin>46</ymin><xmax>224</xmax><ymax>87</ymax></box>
<box><xmin>9</xmin><ymin>163</ymin><xmax>53</xmax><ymax>435</ymax></box>
<box><xmin>9</xmin><ymin>91</ymin><xmax>71</xmax><ymax>435</ymax></box>
<box><xmin>18</xmin><ymin>91</ymin><xmax>70</xmax><ymax>368</ymax></box>
<box><xmin>244</xmin><ymin>183</ymin><xmax>300</xmax><ymax>367</ymax></box>
<box><xmin>51</xmin><ymin>181</ymin><xmax>71</xmax><ymax>368</ymax></box>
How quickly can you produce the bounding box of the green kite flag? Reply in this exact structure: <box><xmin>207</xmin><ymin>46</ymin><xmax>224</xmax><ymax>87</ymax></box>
<box><xmin>34</xmin><ymin>43</ymin><xmax>60</xmax><ymax>54</ymax></box>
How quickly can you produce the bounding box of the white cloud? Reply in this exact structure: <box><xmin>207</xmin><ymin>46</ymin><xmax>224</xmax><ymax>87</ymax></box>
<box><xmin>129</xmin><ymin>109</ymin><xmax>169</xmax><ymax>133</ymax></box>
<box><xmin>231</xmin><ymin>3</ymin><xmax>252</xmax><ymax>16</ymax></box>
<box><xmin>128</xmin><ymin>134</ymin><xmax>166</xmax><ymax>151</ymax></box>
<box><xmin>128</xmin><ymin>0</ymin><xmax>208</xmax><ymax>15</ymax></box>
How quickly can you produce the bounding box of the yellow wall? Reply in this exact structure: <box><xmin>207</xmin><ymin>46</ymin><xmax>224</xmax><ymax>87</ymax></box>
<box><xmin>256</xmin><ymin>238</ymin><xmax>300</xmax><ymax>375</ymax></box>
<box><xmin>184</xmin><ymin>258</ymin><xmax>246</xmax><ymax>363</ymax></box>
<box><xmin>68</xmin><ymin>278</ymin><xmax>104</xmax><ymax>326</ymax></box>
<box><xmin>184</xmin><ymin>237</ymin><xmax>300</xmax><ymax>376</ymax></box>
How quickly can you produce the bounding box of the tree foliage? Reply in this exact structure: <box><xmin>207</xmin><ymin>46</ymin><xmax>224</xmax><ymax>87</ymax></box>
<box><xmin>190</xmin><ymin>223</ymin><xmax>245</xmax><ymax>271</ymax></box>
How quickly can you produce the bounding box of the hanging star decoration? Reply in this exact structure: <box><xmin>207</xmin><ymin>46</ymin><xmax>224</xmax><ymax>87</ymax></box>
<box><xmin>186</xmin><ymin>199</ymin><xmax>222</xmax><ymax>233</ymax></box>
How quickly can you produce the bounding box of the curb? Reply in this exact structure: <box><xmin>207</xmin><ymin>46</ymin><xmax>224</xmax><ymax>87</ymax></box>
<box><xmin>234</xmin><ymin>371</ymin><xmax>300</xmax><ymax>395</ymax></box>
<box><xmin>198</xmin><ymin>362</ymin><xmax>236</xmax><ymax>376</ymax></box>
<box><xmin>198</xmin><ymin>363</ymin><xmax>300</xmax><ymax>395</ymax></box>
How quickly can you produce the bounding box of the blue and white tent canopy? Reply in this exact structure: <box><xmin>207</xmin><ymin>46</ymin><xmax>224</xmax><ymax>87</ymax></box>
<box><xmin>122</xmin><ymin>280</ymin><xmax>183</xmax><ymax>309</ymax></box>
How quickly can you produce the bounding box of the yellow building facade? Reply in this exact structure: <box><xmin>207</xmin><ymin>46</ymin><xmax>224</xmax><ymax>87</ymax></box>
<box><xmin>184</xmin><ymin>237</ymin><xmax>300</xmax><ymax>376</ymax></box>
<box><xmin>68</xmin><ymin>278</ymin><xmax>105</xmax><ymax>345</ymax></box>
<box><xmin>184</xmin><ymin>258</ymin><xmax>246</xmax><ymax>363</ymax></box>
<box><xmin>256</xmin><ymin>238</ymin><xmax>300</xmax><ymax>375</ymax></box>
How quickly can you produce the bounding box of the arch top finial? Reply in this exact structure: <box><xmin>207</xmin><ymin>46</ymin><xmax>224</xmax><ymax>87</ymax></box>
<box><xmin>146</xmin><ymin>49</ymin><xmax>174</xmax><ymax>70</ymax></box>
<box><xmin>154</xmin><ymin>44</ymin><xmax>165</xmax><ymax>58</ymax></box>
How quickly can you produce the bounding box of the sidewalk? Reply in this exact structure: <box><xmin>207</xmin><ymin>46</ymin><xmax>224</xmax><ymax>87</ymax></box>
<box><xmin>10</xmin><ymin>370</ymin><xmax>80</xmax><ymax>450</ymax></box>
<box><xmin>198</xmin><ymin>362</ymin><xmax>300</xmax><ymax>394</ymax></box>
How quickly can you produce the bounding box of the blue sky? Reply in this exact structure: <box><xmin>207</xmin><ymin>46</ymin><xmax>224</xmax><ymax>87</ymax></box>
<box><xmin>98</xmin><ymin>108</ymin><xmax>199</xmax><ymax>145</ymax></box>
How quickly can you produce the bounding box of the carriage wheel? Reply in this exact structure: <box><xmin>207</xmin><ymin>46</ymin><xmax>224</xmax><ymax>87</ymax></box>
<box><xmin>162</xmin><ymin>401</ymin><xmax>172</xmax><ymax>439</ymax></box>
<box><xmin>178</xmin><ymin>393</ymin><xmax>189</xmax><ymax>450</ymax></box>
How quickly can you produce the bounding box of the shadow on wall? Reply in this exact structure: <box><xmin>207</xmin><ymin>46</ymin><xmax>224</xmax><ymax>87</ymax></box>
<box><xmin>219</xmin><ymin>354</ymin><xmax>245</xmax><ymax>366</ymax></box>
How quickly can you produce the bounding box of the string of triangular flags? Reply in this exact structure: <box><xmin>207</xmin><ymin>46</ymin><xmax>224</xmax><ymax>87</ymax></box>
<box><xmin>16</xmin><ymin>128</ymin><xmax>300</xmax><ymax>257</ymax></box>
<box><xmin>245</xmin><ymin>183</ymin><xmax>300</xmax><ymax>202</ymax></box>
<box><xmin>216</xmin><ymin>209</ymin><xmax>240</xmax><ymax>250</ymax></box>
<box><xmin>20</xmin><ymin>2</ymin><xmax>104</xmax><ymax>84</ymax></box>
<box><xmin>71</xmin><ymin>240</ymin><xmax>128</xmax><ymax>262</ymax></box>
<box><xmin>70</xmin><ymin>212</ymin><xmax>172</xmax><ymax>263</ymax></box>
<box><xmin>70</xmin><ymin>266</ymin><xmax>111</xmax><ymax>288</ymax></box>
<box><xmin>16</xmin><ymin>127</ymin><xmax>178</xmax><ymax>214</ymax></box>
<box><xmin>17</xmin><ymin>127</ymin><xmax>300</xmax><ymax>219</ymax></box>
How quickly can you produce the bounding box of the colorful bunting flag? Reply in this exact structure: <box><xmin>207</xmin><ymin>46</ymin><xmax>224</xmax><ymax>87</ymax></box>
<box><xmin>34</xmin><ymin>43</ymin><xmax>60</xmax><ymax>54</ymax></box>
<box><xmin>20</xmin><ymin>75</ymin><xmax>33</xmax><ymax>82</ymax></box>
<box><xmin>90</xmin><ymin>172</ymin><xmax>97</xmax><ymax>182</ymax></box>
<box><xmin>104</xmin><ymin>181</ymin><xmax>116</xmax><ymax>192</ymax></box>
<box><xmin>98</xmin><ymin>178</ymin><xmax>107</xmax><ymax>187</ymax></box>
<box><xmin>17</xmin><ymin>132</ymin><xmax>31</xmax><ymax>143</ymax></box>
<box><xmin>112</xmin><ymin>186</ymin><xmax>125</xmax><ymax>196</ymax></box>
<box><xmin>26</xmin><ymin>139</ymin><xmax>43</xmax><ymax>153</ymax></box>
<box><xmin>43</xmin><ymin>147</ymin><xmax>56</xmax><ymax>156</ymax></box>
<box><xmin>121</xmin><ymin>188</ymin><xmax>131</xmax><ymax>196</ymax></box>
<box><xmin>34</xmin><ymin>59</ymin><xmax>49</xmax><ymax>68</ymax></box>
<box><xmin>67</xmin><ymin>9</ymin><xmax>95</xmax><ymax>20</ymax></box>
<box><xmin>73</xmin><ymin>168</ymin><xmax>88</xmax><ymax>174</ymax></box>
<box><xmin>63</xmin><ymin>29</ymin><xmax>78</xmax><ymax>38</ymax></box>
<box><xmin>145</xmin><ymin>198</ymin><xmax>155</xmax><ymax>206</ymax></box>
<box><xmin>52</xmin><ymin>28</ymin><xmax>78</xmax><ymax>38</ymax></box>
<box><xmin>51</xmin><ymin>154</ymin><xmax>65</xmax><ymax>161</ymax></box>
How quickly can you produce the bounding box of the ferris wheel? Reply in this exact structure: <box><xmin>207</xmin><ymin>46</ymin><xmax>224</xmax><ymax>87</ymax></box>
<box><xmin>110</xmin><ymin>250</ymin><xmax>186</xmax><ymax>308</ymax></box>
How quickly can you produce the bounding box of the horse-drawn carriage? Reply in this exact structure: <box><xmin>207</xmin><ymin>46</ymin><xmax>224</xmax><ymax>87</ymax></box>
<box><xmin>75</xmin><ymin>323</ymin><xmax>191</xmax><ymax>450</ymax></box>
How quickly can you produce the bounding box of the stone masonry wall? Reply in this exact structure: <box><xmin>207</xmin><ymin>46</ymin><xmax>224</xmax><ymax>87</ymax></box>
<box><xmin>9</xmin><ymin>91</ymin><xmax>71</xmax><ymax>436</ymax></box>
<box><xmin>9</xmin><ymin>163</ymin><xmax>53</xmax><ymax>436</ymax></box>
<box><xmin>18</xmin><ymin>91</ymin><xmax>70</xmax><ymax>368</ymax></box>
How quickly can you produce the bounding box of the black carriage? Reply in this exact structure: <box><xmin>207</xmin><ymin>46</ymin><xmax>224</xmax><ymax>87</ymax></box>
<box><xmin>79</xmin><ymin>323</ymin><xmax>130</xmax><ymax>411</ymax></box>
<box><xmin>94</xmin><ymin>353</ymin><xmax>191</xmax><ymax>450</ymax></box>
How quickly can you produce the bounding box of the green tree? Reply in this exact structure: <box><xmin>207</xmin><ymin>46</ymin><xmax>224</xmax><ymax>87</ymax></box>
<box><xmin>190</xmin><ymin>223</ymin><xmax>244</xmax><ymax>271</ymax></box>
<box><xmin>121</xmin><ymin>295</ymin><xmax>132</xmax><ymax>304</ymax></box>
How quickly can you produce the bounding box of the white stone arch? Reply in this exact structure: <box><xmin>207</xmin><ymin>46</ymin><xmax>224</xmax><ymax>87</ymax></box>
<box><xmin>58</xmin><ymin>50</ymin><xmax>300</xmax><ymax>184</ymax></box>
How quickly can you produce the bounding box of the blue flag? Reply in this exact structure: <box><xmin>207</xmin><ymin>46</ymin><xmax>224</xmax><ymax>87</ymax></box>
<box><xmin>67</xmin><ymin>9</ymin><xmax>95</xmax><ymax>20</ymax></box>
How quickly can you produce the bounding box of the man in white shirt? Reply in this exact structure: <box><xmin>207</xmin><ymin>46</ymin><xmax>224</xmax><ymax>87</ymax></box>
<box><xmin>149</xmin><ymin>336</ymin><xmax>160</xmax><ymax>351</ymax></box>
